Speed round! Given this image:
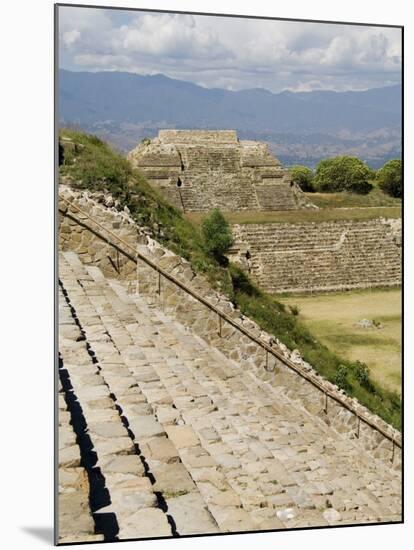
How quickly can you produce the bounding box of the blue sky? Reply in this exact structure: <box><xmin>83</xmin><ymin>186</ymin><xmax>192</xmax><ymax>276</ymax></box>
<box><xmin>58</xmin><ymin>6</ymin><xmax>402</xmax><ymax>93</ymax></box>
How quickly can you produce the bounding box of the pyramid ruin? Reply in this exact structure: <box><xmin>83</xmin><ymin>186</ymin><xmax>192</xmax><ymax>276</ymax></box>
<box><xmin>127</xmin><ymin>130</ymin><xmax>313</xmax><ymax>212</ymax></box>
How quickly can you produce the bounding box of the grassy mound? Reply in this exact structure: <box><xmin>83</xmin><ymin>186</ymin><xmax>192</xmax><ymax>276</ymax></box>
<box><xmin>59</xmin><ymin>129</ymin><xmax>401</xmax><ymax>429</ymax></box>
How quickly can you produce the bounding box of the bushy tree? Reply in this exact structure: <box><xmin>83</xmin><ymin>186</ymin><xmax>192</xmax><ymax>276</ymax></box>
<box><xmin>201</xmin><ymin>209</ymin><xmax>233</xmax><ymax>262</ymax></box>
<box><xmin>290</xmin><ymin>165</ymin><xmax>315</xmax><ymax>192</ymax></box>
<box><xmin>377</xmin><ymin>159</ymin><xmax>402</xmax><ymax>198</ymax></box>
<box><xmin>334</xmin><ymin>364</ymin><xmax>351</xmax><ymax>391</ymax></box>
<box><xmin>354</xmin><ymin>361</ymin><xmax>374</xmax><ymax>391</ymax></box>
<box><xmin>314</xmin><ymin>156</ymin><xmax>373</xmax><ymax>194</ymax></box>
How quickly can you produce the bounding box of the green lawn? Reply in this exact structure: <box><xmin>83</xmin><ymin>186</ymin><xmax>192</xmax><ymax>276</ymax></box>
<box><xmin>184</xmin><ymin>184</ymin><xmax>401</xmax><ymax>227</ymax></box>
<box><xmin>185</xmin><ymin>206</ymin><xmax>401</xmax><ymax>226</ymax></box>
<box><xmin>278</xmin><ymin>288</ymin><xmax>402</xmax><ymax>395</ymax></box>
<box><xmin>307</xmin><ymin>187</ymin><xmax>401</xmax><ymax>208</ymax></box>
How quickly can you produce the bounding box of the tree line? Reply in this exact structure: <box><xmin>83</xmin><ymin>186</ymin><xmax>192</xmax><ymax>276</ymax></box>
<box><xmin>290</xmin><ymin>157</ymin><xmax>402</xmax><ymax>198</ymax></box>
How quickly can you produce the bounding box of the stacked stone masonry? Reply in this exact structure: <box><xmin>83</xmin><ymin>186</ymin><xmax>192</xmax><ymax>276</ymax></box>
<box><xmin>127</xmin><ymin>130</ymin><xmax>314</xmax><ymax>212</ymax></box>
<box><xmin>228</xmin><ymin>219</ymin><xmax>401</xmax><ymax>293</ymax></box>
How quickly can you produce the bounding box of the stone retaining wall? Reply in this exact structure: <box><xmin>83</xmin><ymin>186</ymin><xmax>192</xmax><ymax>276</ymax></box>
<box><xmin>229</xmin><ymin>219</ymin><xmax>402</xmax><ymax>293</ymax></box>
<box><xmin>58</xmin><ymin>186</ymin><xmax>401</xmax><ymax>468</ymax></box>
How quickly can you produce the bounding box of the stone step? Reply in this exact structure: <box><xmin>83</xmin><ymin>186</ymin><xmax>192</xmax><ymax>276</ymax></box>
<box><xmin>119</xmin><ymin>306</ymin><xmax>398</xmax><ymax>528</ymax></box>
<box><xmin>59</xmin><ymin>284</ymin><xmax>175</xmax><ymax>540</ymax></box>
<box><xmin>82</xmin><ymin>266</ymin><xmax>260</xmax><ymax>533</ymax></box>
<box><xmin>60</xmin><ymin>256</ymin><xmax>223</xmax><ymax>537</ymax></box>
<box><xmin>57</xmin><ymin>346</ymin><xmax>104</xmax><ymax>544</ymax></box>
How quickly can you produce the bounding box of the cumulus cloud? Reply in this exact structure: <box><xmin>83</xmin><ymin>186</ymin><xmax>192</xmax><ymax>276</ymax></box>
<box><xmin>117</xmin><ymin>13</ymin><xmax>230</xmax><ymax>60</ymax></box>
<box><xmin>62</xmin><ymin>29</ymin><xmax>81</xmax><ymax>47</ymax></box>
<box><xmin>58</xmin><ymin>6</ymin><xmax>402</xmax><ymax>92</ymax></box>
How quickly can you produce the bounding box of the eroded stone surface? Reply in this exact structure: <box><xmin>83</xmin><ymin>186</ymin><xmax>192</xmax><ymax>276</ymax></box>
<box><xmin>166</xmin><ymin>492</ymin><xmax>220</xmax><ymax>535</ymax></box>
<box><xmin>117</xmin><ymin>508</ymin><xmax>172</xmax><ymax>539</ymax></box>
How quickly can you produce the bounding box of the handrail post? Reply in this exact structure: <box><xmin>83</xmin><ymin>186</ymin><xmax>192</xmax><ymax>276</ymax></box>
<box><xmin>391</xmin><ymin>440</ymin><xmax>395</xmax><ymax>464</ymax></box>
<box><xmin>157</xmin><ymin>271</ymin><xmax>161</xmax><ymax>296</ymax></box>
<box><xmin>218</xmin><ymin>313</ymin><xmax>222</xmax><ymax>337</ymax></box>
<box><xmin>356</xmin><ymin>416</ymin><xmax>361</xmax><ymax>439</ymax></box>
<box><xmin>265</xmin><ymin>350</ymin><xmax>276</xmax><ymax>373</ymax></box>
<box><xmin>324</xmin><ymin>392</ymin><xmax>328</xmax><ymax>414</ymax></box>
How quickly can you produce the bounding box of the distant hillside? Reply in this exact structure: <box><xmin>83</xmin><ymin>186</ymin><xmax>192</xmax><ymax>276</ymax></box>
<box><xmin>59</xmin><ymin>69</ymin><xmax>402</xmax><ymax>168</ymax></box>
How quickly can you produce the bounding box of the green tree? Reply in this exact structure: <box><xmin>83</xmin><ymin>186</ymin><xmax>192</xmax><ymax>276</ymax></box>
<box><xmin>314</xmin><ymin>156</ymin><xmax>373</xmax><ymax>194</ymax></box>
<box><xmin>201</xmin><ymin>209</ymin><xmax>234</xmax><ymax>263</ymax></box>
<box><xmin>354</xmin><ymin>361</ymin><xmax>374</xmax><ymax>392</ymax></box>
<box><xmin>290</xmin><ymin>165</ymin><xmax>315</xmax><ymax>192</ymax></box>
<box><xmin>377</xmin><ymin>159</ymin><xmax>402</xmax><ymax>198</ymax></box>
<box><xmin>334</xmin><ymin>364</ymin><xmax>351</xmax><ymax>391</ymax></box>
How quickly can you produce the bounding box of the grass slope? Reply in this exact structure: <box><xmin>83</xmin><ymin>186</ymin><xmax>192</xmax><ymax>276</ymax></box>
<box><xmin>59</xmin><ymin>129</ymin><xmax>401</xmax><ymax>429</ymax></box>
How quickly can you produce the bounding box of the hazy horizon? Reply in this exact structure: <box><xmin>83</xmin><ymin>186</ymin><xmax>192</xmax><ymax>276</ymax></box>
<box><xmin>59</xmin><ymin>67</ymin><xmax>402</xmax><ymax>95</ymax></box>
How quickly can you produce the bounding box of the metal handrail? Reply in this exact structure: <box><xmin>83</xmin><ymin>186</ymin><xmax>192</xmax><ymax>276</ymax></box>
<box><xmin>59</xmin><ymin>194</ymin><xmax>401</xmax><ymax>450</ymax></box>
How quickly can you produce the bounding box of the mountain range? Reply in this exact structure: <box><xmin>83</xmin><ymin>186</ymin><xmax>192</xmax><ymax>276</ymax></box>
<box><xmin>59</xmin><ymin>69</ymin><xmax>402</xmax><ymax>168</ymax></box>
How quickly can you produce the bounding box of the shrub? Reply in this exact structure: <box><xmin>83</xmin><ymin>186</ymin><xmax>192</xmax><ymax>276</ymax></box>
<box><xmin>377</xmin><ymin>159</ymin><xmax>402</xmax><ymax>198</ymax></box>
<box><xmin>290</xmin><ymin>165</ymin><xmax>315</xmax><ymax>192</ymax></box>
<box><xmin>334</xmin><ymin>364</ymin><xmax>350</xmax><ymax>391</ymax></box>
<box><xmin>314</xmin><ymin>156</ymin><xmax>373</xmax><ymax>194</ymax></box>
<box><xmin>201</xmin><ymin>209</ymin><xmax>234</xmax><ymax>262</ymax></box>
<box><xmin>348</xmin><ymin>180</ymin><xmax>373</xmax><ymax>195</ymax></box>
<box><xmin>354</xmin><ymin>361</ymin><xmax>374</xmax><ymax>391</ymax></box>
<box><xmin>289</xmin><ymin>304</ymin><xmax>300</xmax><ymax>316</ymax></box>
<box><xmin>229</xmin><ymin>264</ymin><xmax>260</xmax><ymax>297</ymax></box>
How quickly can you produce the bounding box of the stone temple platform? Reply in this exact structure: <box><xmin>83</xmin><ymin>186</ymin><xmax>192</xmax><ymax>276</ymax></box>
<box><xmin>127</xmin><ymin>130</ymin><xmax>313</xmax><ymax>212</ymax></box>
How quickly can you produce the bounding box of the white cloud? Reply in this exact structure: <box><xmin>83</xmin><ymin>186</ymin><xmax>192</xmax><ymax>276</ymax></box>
<box><xmin>62</xmin><ymin>29</ymin><xmax>80</xmax><ymax>47</ymax></box>
<box><xmin>116</xmin><ymin>13</ymin><xmax>230</xmax><ymax>60</ymax></box>
<box><xmin>58</xmin><ymin>6</ymin><xmax>402</xmax><ymax>92</ymax></box>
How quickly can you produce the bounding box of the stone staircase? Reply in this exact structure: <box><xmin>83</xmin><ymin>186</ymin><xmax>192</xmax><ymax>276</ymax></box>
<box><xmin>255</xmin><ymin>183</ymin><xmax>298</xmax><ymax>211</ymax></box>
<box><xmin>181</xmin><ymin>146</ymin><xmax>241</xmax><ymax>173</ymax></box>
<box><xmin>58</xmin><ymin>249</ymin><xmax>401</xmax><ymax>542</ymax></box>
<box><xmin>230</xmin><ymin>219</ymin><xmax>401</xmax><ymax>293</ymax></box>
<box><xmin>58</xmin><ymin>362</ymin><xmax>105</xmax><ymax>544</ymax></box>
